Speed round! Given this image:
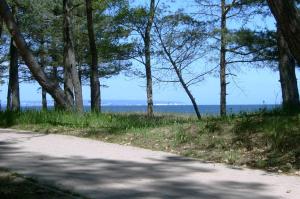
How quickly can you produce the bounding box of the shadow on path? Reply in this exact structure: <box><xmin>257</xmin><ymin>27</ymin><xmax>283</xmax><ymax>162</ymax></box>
<box><xmin>0</xmin><ymin>135</ymin><xmax>278</xmax><ymax>199</ymax></box>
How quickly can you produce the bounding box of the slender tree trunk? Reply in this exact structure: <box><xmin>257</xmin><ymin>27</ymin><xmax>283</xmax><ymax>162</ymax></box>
<box><xmin>52</xmin><ymin>66</ymin><xmax>59</xmax><ymax>109</ymax></box>
<box><xmin>7</xmin><ymin>6</ymin><xmax>19</xmax><ymax>111</ymax></box>
<box><xmin>86</xmin><ymin>0</ymin><xmax>101</xmax><ymax>112</ymax></box>
<box><xmin>71</xmin><ymin>63</ymin><xmax>83</xmax><ymax>111</ymax></box>
<box><xmin>78</xmin><ymin>65</ymin><xmax>82</xmax><ymax>86</ymax></box>
<box><xmin>267</xmin><ymin>0</ymin><xmax>300</xmax><ymax>64</ymax></box>
<box><xmin>9</xmin><ymin>40</ymin><xmax>20</xmax><ymax>111</ymax></box>
<box><xmin>144</xmin><ymin>0</ymin><xmax>155</xmax><ymax>117</ymax></box>
<box><xmin>63</xmin><ymin>0</ymin><xmax>75</xmax><ymax>107</ymax></box>
<box><xmin>42</xmin><ymin>89</ymin><xmax>47</xmax><ymax>110</ymax></box>
<box><xmin>63</xmin><ymin>65</ymin><xmax>74</xmax><ymax>107</ymax></box>
<box><xmin>40</xmin><ymin>40</ymin><xmax>47</xmax><ymax>110</ymax></box>
<box><xmin>6</xmin><ymin>84</ymin><xmax>10</xmax><ymax>110</ymax></box>
<box><xmin>173</xmin><ymin>66</ymin><xmax>201</xmax><ymax>119</ymax></box>
<box><xmin>0</xmin><ymin>15</ymin><xmax>2</xmax><ymax>110</ymax></box>
<box><xmin>277</xmin><ymin>25</ymin><xmax>299</xmax><ymax>109</ymax></box>
<box><xmin>63</xmin><ymin>0</ymin><xmax>83</xmax><ymax>112</ymax></box>
<box><xmin>157</xmin><ymin>31</ymin><xmax>201</xmax><ymax>119</ymax></box>
<box><xmin>0</xmin><ymin>16</ymin><xmax>3</xmax><ymax>37</ymax></box>
<box><xmin>0</xmin><ymin>0</ymin><xmax>70</xmax><ymax>109</ymax></box>
<box><xmin>220</xmin><ymin>0</ymin><xmax>227</xmax><ymax>116</ymax></box>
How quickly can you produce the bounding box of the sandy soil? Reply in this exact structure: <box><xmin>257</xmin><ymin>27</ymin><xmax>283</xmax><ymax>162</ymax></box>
<box><xmin>0</xmin><ymin>128</ymin><xmax>299</xmax><ymax>199</ymax></box>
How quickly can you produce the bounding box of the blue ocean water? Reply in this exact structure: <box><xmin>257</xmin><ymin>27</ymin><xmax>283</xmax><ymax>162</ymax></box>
<box><xmin>6</xmin><ymin>104</ymin><xmax>278</xmax><ymax>116</ymax></box>
<box><xmin>100</xmin><ymin>105</ymin><xmax>278</xmax><ymax>115</ymax></box>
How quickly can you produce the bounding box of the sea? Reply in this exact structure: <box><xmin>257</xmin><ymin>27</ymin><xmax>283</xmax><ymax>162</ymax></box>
<box><xmin>0</xmin><ymin>101</ymin><xmax>279</xmax><ymax>116</ymax></box>
<box><xmin>96</xmin><ymin>104</ymin><xmax>278</xmax><ymax>115</ymax></box>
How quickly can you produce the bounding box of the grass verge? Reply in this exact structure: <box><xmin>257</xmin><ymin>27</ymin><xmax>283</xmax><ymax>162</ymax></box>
<box><xmin>0</xmin><ymin>109</ymin><xmax>299</xmax><ymax>174</ymax></box>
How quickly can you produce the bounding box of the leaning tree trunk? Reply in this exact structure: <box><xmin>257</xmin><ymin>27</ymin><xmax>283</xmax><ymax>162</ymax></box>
<box><xmin>219</xmin><ymin>0</ymin><xmax>227</xmax><ymax>116</ymax></box>
<box><xmin>144</xmin><ymin>0</ymin><xmax>155</xmax><ymax>117</ymax></box>
<box><xmin>267</xmin><ymin>0</ymin><xmax>300</xmax><ymax>64</ymax></box>
<box><xmin>157</xmin><ymin>33</ymin><xmax>202</xmax><ymax>119</ymax></box>
<box><xmin>173</xmin><ymin>66</ymin><xmax>201</xmax><ymax>120</ymax></box>
<box><xmin>0</xmin><ymin>0</ymin><xmax>70</xmax><ymax>109</ymax></box>
<box><xmin>7</xmin><ymin>37</ymin><xmax>20</xmax><ymax>111</ymax></box>
<box><xmin>277</xmin><ymin>26</ymin><xmax>299</xmax><ymax>109</ymax></box>
<box><xmin>86</xmin><ymin>0</ymin><xmax>101</xmax><ymax>112</ymax></box>
<box><xmin>63</xmin><ymin>0</ymin><xmax>83</xmax><ymax>112</ymax></box>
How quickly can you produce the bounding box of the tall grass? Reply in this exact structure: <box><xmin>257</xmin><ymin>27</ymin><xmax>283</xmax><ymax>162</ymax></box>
<box><xmin>0</xmin><ymin>110</ymin><xmax>194</xmax><ymax>133</ymax></box>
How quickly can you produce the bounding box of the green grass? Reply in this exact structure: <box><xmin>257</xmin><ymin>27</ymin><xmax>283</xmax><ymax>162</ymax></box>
<box><xmin>0</xmin><ymin>109</ymin><xmax>299</xmax><ymax>173</ymax></box>
<box><xmin>0</xmin><ymin>110</ymin><xmax>193</xmax><ymax>132</ymax></box>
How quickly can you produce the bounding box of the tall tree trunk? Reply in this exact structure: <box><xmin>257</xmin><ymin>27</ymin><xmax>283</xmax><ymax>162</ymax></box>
<box><xmin>63</xmin><ymin>0</ymin><xmax>83</xmax><ymax>112</ymax></box>
<box><xmin>0</xmin><ymin>16</ymin><xmax>3</xmax><ymax>37</ymax></box>
<box><xmin>40</xmin><ymin>40</ymin><xmax>47</xmax><ymax>110</ymax></box>
<box><xmin>7</xmin><ymin>39</ymin><xmax>20</xmax><ymax>111</ymax></box>
<box><xmin>63</xmin><ymin>0</ymin><xmax>75</xmax><ymax>107</ymax></box>
<box><xmin>52</xmin><ymin>66</ymin><xmax>59</xmax><ymax>110</ymax></box>
<box><xmin>267</xmin><ymin>0</ymin><xmax>300</xmax><ymax>64</ymax></box>
<box><xmin>7</xmin><ymin>6</ymin><xmax>19</xmax><ymax>111</ymax></box>
<box><xmin>42</xmin><ymin>89</ymin><xmax>47</xmax><ymax>110</ymax></box>
<box><xmin>6</xmin><ymin>84</ymin><xmax>10</xmax><ymax>110</ymax></box>
<box><xmin>77</xmin><ymin>62</ymin><xmax>82</xmax><ymax>86</ymax></box>
<box><xmin>277</xmin><ymin>25</ymin><xmax>299</xmax><ymax>109</ymax></box>
<box><xmin>220</xmin><ymin>0</ymin><xmax>227</xmax><ymax>116</ymax></box>
<box><xmin>0</xmin><ymin>0</ymin><xmax>70</xmax><ymax>109</ymax></box>
<box><xmin>86</xmin><ymin>0</ymin><xmax>101</xmax><ymax>112</ymax></box>
<box><xmin>144</xmin><ymin>0</ymin><xmax>155</xmax><ymax>117</ymax></box>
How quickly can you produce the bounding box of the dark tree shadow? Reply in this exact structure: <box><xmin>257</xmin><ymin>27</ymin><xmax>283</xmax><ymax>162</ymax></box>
<box><xmin>0</xmin><ymin>134</ymin><xmax>280</xmax><ymax>199</ymax></box>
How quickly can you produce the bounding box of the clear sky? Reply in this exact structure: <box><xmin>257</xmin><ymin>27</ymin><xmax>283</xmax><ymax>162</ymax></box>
<box><xmin>1</xmin><ymin>67</ymin><xmax>299</xmax><ymax>105</ymax></box>
<box><xmin>1</xmin><ymin>0</ymin><xmax>299</xmax><ymax>105</ymax></box>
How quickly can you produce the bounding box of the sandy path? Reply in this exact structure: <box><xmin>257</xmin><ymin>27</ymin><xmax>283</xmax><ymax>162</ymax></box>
<box><xmin>0</xmin><ymin>128</ymin><xmax>299</xmax><ymax>199</ymax></box>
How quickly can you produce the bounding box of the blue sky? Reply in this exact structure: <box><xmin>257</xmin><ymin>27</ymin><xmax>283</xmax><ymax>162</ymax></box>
<box><xmin>101</xmin><ymin>68</ymin><xmax>299</xmax><ymax>105</ymax></box>
<box><xmin>1</xmin><ymin>67</ymin><xmax>299</xmax><ymax>105</ymax></box>
<box><xmin>1</xmin><ymin>0</ymin><xmax>299</xmax><ymax>105</ymax></box>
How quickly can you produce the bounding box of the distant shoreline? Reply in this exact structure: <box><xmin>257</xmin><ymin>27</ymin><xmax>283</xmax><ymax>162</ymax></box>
<box><xmin>0</xmin><ymin>104</ymin><xmax>279</xmax><ymax>115</ymax></box>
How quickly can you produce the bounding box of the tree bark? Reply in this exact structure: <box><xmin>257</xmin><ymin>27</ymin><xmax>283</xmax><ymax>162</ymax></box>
<box><xmin>7</xmin><ymin>6</ymin><xmax>19</xmax><ymax>111</ymax></box>
<box><xmin>86</xmin><ymin>0</ymin><xmax>101</xmax><ymax>112</ymax></box>
<box><xmin>267</xmin><ymin>0</ymin><xmax>300</xmax><ymax>64</ymax></box>
<box><xmin>40</xmin><ymin>40</ymin><xmax>47</xmax><ymax>110</ymax></box>
<box><xmin>0</xmin><ymin>0</ymin><xmax>70</xmax><ymax>109</ymax></box>
<box><xmin>277</xmin><ymin>25</ymin><xmax>299</xmax><ymax>109</ymax></box>
<box><xmin>42</xmin><ymin>89</ymin><xmax>47</xmax><ymax>110</ymax></box>
<box><xmin>144</xmin><ymin>0</ymin><xmax>155</xmax><ymax>117</ymax></box>
<box><xmin>0</xmin><ymin>16</ymin><xmax>3</xmax><ymax>37</ymax></box>
<box><xmin>220</xmin><ymin>0</ymin><xmax>227</xmax><ymax>116</ymax></box>
<box><xmin>51</xmin><ymin>66</ymin><xmax>59</xmax><ymax>110</ymax></box>
<box><xmin>63</xmin><ymin>0</ymin><xmax>83</xmax><ymax>112</ymax></box>
<box><xmin>7</xmin><ymin>37</ymin><xmax>20</xmax><ymax>111</ymax></box>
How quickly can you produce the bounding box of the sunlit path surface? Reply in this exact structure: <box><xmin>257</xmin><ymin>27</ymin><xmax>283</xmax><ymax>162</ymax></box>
<box><xmin>0</xmin><ymin>129</ymin><xmax>299</xmax><ymax>199</ymax></box>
